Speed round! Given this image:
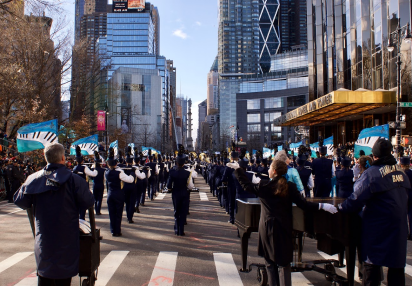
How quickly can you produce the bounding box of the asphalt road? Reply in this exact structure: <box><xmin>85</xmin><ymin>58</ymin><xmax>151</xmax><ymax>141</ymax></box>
<box><xmin>1</xmin><ymin>177</ymin><xmax>412</xmax><ymax>286</ymax></box>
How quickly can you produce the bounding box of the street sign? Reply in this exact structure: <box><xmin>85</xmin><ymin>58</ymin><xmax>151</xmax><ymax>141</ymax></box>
<box><xmin>388</xmin><ymin>121</ymin><xmax>406</xmax><ymax>129</ymax></box>
<box><xmin>400</xmin><ymin>102</ymin><xmax>412</xmax><ymax>107</ymax></box>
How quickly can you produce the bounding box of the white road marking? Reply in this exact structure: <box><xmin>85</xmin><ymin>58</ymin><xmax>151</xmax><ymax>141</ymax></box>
<box><xmin>291</xmin><ymin>272</ymin><xmax>314</xmax><ymax>285</ymax></box>
<box><xmin>199</xmin><ymin>192</ymin><xmax>209</xmax><ymax>201</ymax></box>
<box><xmin>317</xmin><ymin>251</ymin><xmax>361</xmax><ymax>282</ymax></box>
<box><xmin>405</xmin><ymin>263</ymin><xmax>412</xmax><ymax>278</ymax></box>
<box><xmin>14</xmin><ymin>271</ymin><xmax>37</xmax><ymax>286</ymax></box>
<box><xmin>95</xmin><ymin>251</ymin><xmax>129</xmax><ymax>286</ymax></box>
<box><xmin>147</xmin><ymin>252</ymin><xmax>178</xmax><ymax>286</ymax></box>
<box><xmin>213</xmin><ymin>253</ymin><xmax>243</xmax><ymax>286</ymax></box>
<box><xmin>0</xmin><ymin>252</ymin><xmax>32</xmax><ymax>274</ymax></box>
<box><xmin>155</xmin><ymin>193</ymin><xmax>166</xmax><ymax>200</ymax></box>
<box><xmin>0</xmin><ymin>209</ymin><xmax>24</xmax><ymax>217</ymax></box>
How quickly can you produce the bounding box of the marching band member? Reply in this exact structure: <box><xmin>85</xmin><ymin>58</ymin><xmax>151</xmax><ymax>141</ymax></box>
<box><xmin>105</xmin><ymin>148</ymin><xmax>134</xmax><ymax>237</ymax></box>
<box><xmin>146</xmin><ymin>150</ymin><xmax>159</xmax><ymax>200</ymax></box>
<box><xmin>335</xmin><ymin>156</ymin><xmax>354</xmax><ymax>198</ymax></box>
<box><xmin>90</xmin><ymin>151</ymin><xmax>106</xmax><ymax>215</ymax></box>
<box><xmin>311</xmin><ymin>140</ymin><xmax>335</xmax><ymax>197</ymax></box>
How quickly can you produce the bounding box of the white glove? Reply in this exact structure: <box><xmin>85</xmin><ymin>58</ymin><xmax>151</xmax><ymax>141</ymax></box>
<box><xmin>319</xmin><ymin>203</ymin><xmax>338</xmax><ymax>214</ymax></box>
<box><xmin>226</xmin><ymin>162</ymin><xmax>240</xmax><ymax>169</ymax></box>
<box><xmin>252</xmin><ymin>174</ymin><xmax>261</xmax><ymax>184</ymax></box>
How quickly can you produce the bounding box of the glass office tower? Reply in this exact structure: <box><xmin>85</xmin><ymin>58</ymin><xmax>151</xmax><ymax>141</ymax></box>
<box><xmin>259</xmin><ymin>0</ymin><xmax>280</xmax><ymax>73</ymax></box>
<box><xmin>308</xmin><ymin>0</ymin><xmax>412</xmax><ymax>101</ymax></box>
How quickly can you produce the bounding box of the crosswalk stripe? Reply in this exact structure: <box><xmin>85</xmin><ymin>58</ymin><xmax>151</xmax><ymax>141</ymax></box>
<box><xmin>14</xmin><ymin>271</ymin><xmax>37</xmax><ymax>286</ymax></box>
<box><xmin>199</xmin><ymin>192</ymin><xmax>209</xmax><ymax>201</ymax></box>
<box><xmin>95</xmin><ymin>251</ymin><xmax>129</xmax><ymax>286</ymax></box>
<box><xmin>155</xmin><ymin>193</ymin><xmax>166</xmax><ymax>200</ymax></box>
<box><xmin>0</xmin><ymin>252</ymin><xmax>32</xmax><ymax>274</ymax></box>
<box><xmin>147</xmin><ymin>252</ymin><xmax>178</xmax><ymax>286</ymax></box>
<box><xmin>291</xmin><ymin>272</ymin><xmax>314</xmax><ymax>285</ymax></box>
<box><xmin>317</xmin><ymin>251</ymin><xmax>361</xmax><ymax>282</ymax></box>
<box><xmin>213</xmin><ymin>253</ymin><xmax>243</xmax><ymax>286</ymax></box>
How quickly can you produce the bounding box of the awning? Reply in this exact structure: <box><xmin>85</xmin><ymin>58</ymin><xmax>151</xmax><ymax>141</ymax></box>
<box><xmin>273</xmin><ymin>90</ymin><xmax>396</xmax><ymax>127</ymax></box>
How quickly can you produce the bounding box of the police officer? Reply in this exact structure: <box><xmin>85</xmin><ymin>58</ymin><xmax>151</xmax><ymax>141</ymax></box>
<box><xmin>400</xmin><ymin>156</ymin><xmax>412</xmax><ymax>240</ymax></box>
<box><xmin>339</xmin><ymin>139</ymin><xmax>411</xmax><ymax>285</ymax></box>
<box><xmin>72</xmin><ymin>146</ymin><xmax>98</xmax><ymax>219</ymax></box>
<box><xmin>296</xmin><ymin>154</ymin><xmax>313</xmax><ymax>198</ymax></box>
<box><xmin>105</xmin><ymin>148</ymin><xmax>135</xmax><ymax>237</ymax></box>
<box><xmin>311</xmin><ymin>142</ymin><xmax>334</xmax><ymax>197</ymax></box>
<box><xmin>90</xmin><ymin>151</ymin><xmax>105</xmax><ymax>215</ymax></box>
<box><xmin>335</xmin><ymin>156</ymin><xmax>354</xmax><ymax>198</ymax></box>
<box><xmin>146</xmin><ymin>150</ymin><xmax>159</xmax><ymax>200</ymax></box>
<box><xmin>123</xmin><ymin>147</ymin><xmax>145</xmax><ymax>223</ymax></box>
<box><xmin>167</xmin><ymin>145</ymin><xmax>194</xmax><ymax>236</ymax></box>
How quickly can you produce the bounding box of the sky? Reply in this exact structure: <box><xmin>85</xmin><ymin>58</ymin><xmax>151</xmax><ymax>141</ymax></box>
<box><xmin>62</xmin><ymin>0</ymin><xmax>219</xmax><ymax>145</ymax></box>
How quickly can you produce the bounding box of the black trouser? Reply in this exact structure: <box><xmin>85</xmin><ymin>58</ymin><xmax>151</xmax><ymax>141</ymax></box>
<box><xmin>363</xmin><ymin>263</ymin><xmax>404</xmax><ymax>286</ymax></box>
<box><xmin>38</xmin><ymin>276</ymin><xmax>71</xmax><ymax>286</ymax></box>
<box><xmin>264</xmin><ymin>257</ymin><xmax>292</xmax><ymax>286</ymax></box>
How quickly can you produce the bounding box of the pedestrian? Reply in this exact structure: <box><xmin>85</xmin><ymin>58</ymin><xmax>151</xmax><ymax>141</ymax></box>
<box><xmin>90</xmin><ymin>151</ymin><xmax>106</xmax><ymax>215</ymax></box>
<box><xmin>105</xmin><ymin>148</ymin><xmax>134</xmax><ymax>237</ymax></box>
<box><xmin>231</xmin><ymin>159</ymin><xmax>337</xmax><ymax>286</ymax></box>
<box><xmin>14</xmin><ymin>143</ymin><xmax>94</xmax><ymax>285</ymax></box>
<box><xmin>167</xmin><ymin>145</ymin><xmax>194</xmax><ymax>236</ymax></box>
<box><xmin>339</xmin><ymin>139</ymin><xmax>411</xmax><ymax>285</ymax></box>
<box><xmin>274</xmin><ymin>150</ymin><xmax>305</xmax><ymax>196</ymax></box>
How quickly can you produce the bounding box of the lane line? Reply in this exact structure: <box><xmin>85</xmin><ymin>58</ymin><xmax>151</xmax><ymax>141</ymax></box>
<box><xmin>14</xmin><ymin>271</ymin><xmax>37</xmax><ymax>286</ymax></box>
<box><xmin>95</xmin><ymin>251</ymin><xmax>129</xmax><ymax>286</ymax></box>
<box><xmin>291</xmin><ymin>272</ymin><xmax>314</xmax><ymax>285</ymax></box>
<box><xmin>0</xmin><ymin>209</ymin><xmax>24</xmax><ymax>218</ymax></box>
<box><xmin>199</xmin><ymin>192</ymin><xmax>209</xmax><ymax>201</ymax></box>
<box><xmin>0</xmin><ymin>252</ymin><xmax>32</xmax><ymax>274</ymax></box>
<box><xmin>404</xmin><ymin>263</ymin><xmax>412</xmax><ymax>278</ymax></box>
<box><xmin>155</xmin><ymin>194</ymin><xmax>166</xmax><ymax>200</ymax></box>
<box><xmin>147</xmin><ymin>252</ymin><xmax>178</xmax><ymax>286</ymax></box>
<box><xmin>317</xmin><ymin>251</ymin><xmax>361</xmax><ymax>282</ymax></box>
<box><xmin>213</xmin><ymin>253</ymin><xmax>243</xmax><ymax>286</ymax></box>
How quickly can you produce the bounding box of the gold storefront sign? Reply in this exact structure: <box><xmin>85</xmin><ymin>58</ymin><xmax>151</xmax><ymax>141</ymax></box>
<box><xmin>273</xmin><ymin>90</ymin><xmax>396</xmax><ymax>127</ymax></box>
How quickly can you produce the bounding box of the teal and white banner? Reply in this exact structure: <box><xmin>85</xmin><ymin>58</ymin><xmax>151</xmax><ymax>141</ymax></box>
<box><xmin>142</xmin><ymin>146</ymin><xmax>161</xmax><ymax>156</ymax></box>
<box><xmin>70</xmin><ymin>134</ymin><xmax>99</xmax><ymax>156</ymax></box>
<box><xmin>128</xmin><ymin>143</ymin><xmax>135</xmax><ymax>155</ymax></box>
<box><xmin>310</xmin><ymin>136</ymin><xmax>334</xmax><ymax>158</ymax></box>
<box><xmin>263</xmin><ymin>147</ymin><xmax>275</xmax><ymax>159</ymax></box>
<box><xmin>17</xmin><ymin>119</ymin><xmax>58</xmax><ymax>153</ymax></box>
<box><xmin>109</xmin><ymin>140</ymin><xmax>119</xmax><ymax>157</ymax></box>
<box><xmin>354</xmin><ymin>124</ymin><xmax>389</xmax><ymax>158</ymax></box>
<box><xmin>289</xmin><ymin>140</ymin><xmax>304</xmax><ymax>154</ymax></box>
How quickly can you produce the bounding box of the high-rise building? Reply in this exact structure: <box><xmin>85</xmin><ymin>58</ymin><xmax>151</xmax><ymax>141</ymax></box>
<box><xmin>207</xmin><ymin>57</ymin><xmax>219</xmax><ymax>115</ymax></box>
<box><xmin>75</xmin><ymin>0</ymin><xmax>108</xmax><ymax>43</ymax></box>
<box><xmin>218</xmin><ymin>0</ymin><xmax>260</xmax><ymax>74</ymax></box>
<box><xmin>196</xmin><ymin>100</ymin><xmax>207</xmax><ymax>151</ymax></box>
<box><xmin>307</xmin><ymin>0</ymin><xmax>412</xmax><ymax>101</ymax></box>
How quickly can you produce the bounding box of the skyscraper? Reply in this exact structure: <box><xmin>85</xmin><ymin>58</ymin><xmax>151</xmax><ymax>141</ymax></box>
<box><xmin>259</xmin><ymin>0</ymin><xmax>280</xmax><ymax>73</ymax></box>
<box><xmin>207</xmin><ymin>57</ymin><xmax>219</xmax><ymax>116</ymax></box>
<box><xmin>279</xmin><ymin>0</ymin><xmax>307</xmax><ymax>53</ymax></box>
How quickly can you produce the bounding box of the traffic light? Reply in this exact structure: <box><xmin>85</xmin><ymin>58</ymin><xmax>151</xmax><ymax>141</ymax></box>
<box><xmin>403</xmin><ymin>136</ymin><xmax>412</xmax><ymax>145</ymax></box>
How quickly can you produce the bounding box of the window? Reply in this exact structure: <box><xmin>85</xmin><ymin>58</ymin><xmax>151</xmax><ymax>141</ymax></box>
<box><xmin>247</xmin><ymin>124</ymin><xmax>261</xmax><ymax>132</ymax></box>
<box><xmin>287</xmin><ymin>95</ymin><xmax>306</xmax><ymax>107</ymax></box>
<box><xmin>264</xmin><ymin>112</ymin><xmax>281</xmax><ymax>122</ymax></box>
<box><xmin>265</xmin><ymin>98</ymin><xmax>283</xmax><ymax>108</ymax></box>
<box><xmin>247</xmin><ymin>113</ymin><xmax>260</xmax><ymax>123</ymax></box>
<box><xmin>247</xmin><ymin>99</ymin><xmax>260</xmax><ymax>109</ymax></box>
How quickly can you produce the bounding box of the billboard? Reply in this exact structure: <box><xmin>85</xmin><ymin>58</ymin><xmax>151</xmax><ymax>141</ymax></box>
<box><xmin>113</xmin><ymin>0</ymin><xmax>145</xmax><ymax>13</ymax></box>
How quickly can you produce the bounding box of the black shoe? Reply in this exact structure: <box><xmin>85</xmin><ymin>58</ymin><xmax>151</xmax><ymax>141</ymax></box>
<box><xmin>184</xmin><ymin>222</ymin><xmax>187</xmax><ymax>225</ymax></box>
<box><xmin>140</xmin><ymin>203</ymin><xmax>145</xmax><ymax>206</ymax></box>
<box><xmin>135</xmin><ymin>208</ymin><xmax>140</xmax><ymax>213</ymax></box>
<box><xmin>128</xmin><ymin>220</ymin><xmax>134</xmax><ymax>224</ymax></box>
<box><xmin>180</xmin><ymin>232</ymin><xmax>185</xmax><ymax>236</ymax></box>
<box><xmin>96</xmin><ymin>212</ymin><xmax>102</xmax><ymax>215</ymax></box>
<box><xmin>187</xmin><ymin>212</ymin><xmax>190</xmax><ymax>215</ymax></box>
<box><xmin>8</xmin><ymin>200</ymin><xmax>13</xmax><ymax>203</ymax></box>
<box><xmin>112</xmin><ymin>233</ymin><xmax>122</xmax><ymax>237</ymax></box>
<box><xmin>228</xmin><ymin>220</ymin><xmax>234</xmax><ymax>224</ymax></box>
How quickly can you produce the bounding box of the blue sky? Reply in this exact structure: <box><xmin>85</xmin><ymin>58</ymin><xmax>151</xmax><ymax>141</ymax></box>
<box><xmin>62</xmin><ymin>0</ymin><xmax>218</xmax><ymax>143</ymax></box>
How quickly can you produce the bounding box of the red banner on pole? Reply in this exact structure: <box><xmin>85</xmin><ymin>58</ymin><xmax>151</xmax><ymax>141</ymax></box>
<box><xmin>97</xmin><ymin>111</ymin><xmax>106</xmax><ymax>131</ymax></box>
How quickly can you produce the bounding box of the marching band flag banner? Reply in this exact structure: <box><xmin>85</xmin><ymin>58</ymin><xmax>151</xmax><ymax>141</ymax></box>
<box><xmin>109</xmin><ymin>140</ymin><xmax>119</xmax><ymax>158</ymax></box>
<box><xmin>289</xmin><ymin>140</ymin><xmax>304</xmax><ymax>154</ymax></box>
<box><xmin>17</xmin><ymin>119</ymin><xmax>58</xmax><ymax>153</ymax></box>
<box><xmin>128</xmin><ymin>143</ymin><xmax>135</xmax><ymax>155</ymax></box>
<box><xmin>354</xmin><ymin>124</ymin><xmax>389</xmax><ymax>159</ymax></box>
<box><xmin>70</xmin><ymin>134</ymin><xmax>99</xmax><ymax>156</ymax></box>
<box><xmin>277</xmin><ymin>145</ymin><xmax>283</xmax><ymax>151</ymax></box>
<box><xmin>263</xmin><ymin>148</ymin><xmax>276</xmax><ymax>158</ymax></box>
<box><xmin>310</xmin><ymin>136</ymin><xmax>334</xmax><ymax>158</ymax></box>
<box><xmin>142</xmin><ymin>146</ymin><xmax>161</xmax><ymax>156</ymax></box>
<box><xmin>252</xmin><ymin>149</ymin><xmax>257</xmax><ymax>156</ymax></box>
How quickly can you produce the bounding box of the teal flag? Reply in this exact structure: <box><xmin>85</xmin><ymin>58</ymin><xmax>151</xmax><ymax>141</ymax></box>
<box><xmin>17</xmin><ymin>119</ymin><xmax>58</xmax><ymax>153</ymax></box>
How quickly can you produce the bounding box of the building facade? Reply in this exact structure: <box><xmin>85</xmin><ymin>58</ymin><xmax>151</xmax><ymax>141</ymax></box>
<box><xmin>107</xmin><ymin>67</ymin><xmax>162</xmax><ymax>149</ymax></box>
<box><xmin>207</xmin><ymin>57</ymin><xmax>219</xmax><ymax>116</ymax></box>
<box><xmin>196</xmin><ymin>100</ymin><xmax>207</xmax><ymax>151</ymax></box>
<box><xmin>307</xmin><ymin>0</ymin><xmax>412</xmax><ymax>101</ymax></box>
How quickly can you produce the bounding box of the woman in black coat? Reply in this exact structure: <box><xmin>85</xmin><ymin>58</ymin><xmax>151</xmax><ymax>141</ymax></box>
<box><xmin>232</xmin><ymin>160</ymin><xmax>337</xmax><ymax>286</ymax></box>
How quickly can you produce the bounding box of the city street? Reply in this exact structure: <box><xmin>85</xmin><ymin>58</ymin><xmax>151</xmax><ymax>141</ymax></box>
<box><xmin>1</xmin><ymin>177</ymin><xmax>412</xmax><ymax>286</ymax></box>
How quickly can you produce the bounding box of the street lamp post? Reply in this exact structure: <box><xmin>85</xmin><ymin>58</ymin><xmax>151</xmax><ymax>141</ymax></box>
<box><xmin>105</xmin><ymin>104</ymin><xmax>109</xmax><ymax>155</ymax></box>
<box><xmin>387</xmin><ymin>20</ymin><xmax>412</xmax><ymax>156</ymax></box>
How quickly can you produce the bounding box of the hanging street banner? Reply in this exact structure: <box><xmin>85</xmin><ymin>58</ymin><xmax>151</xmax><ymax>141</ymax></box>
<box><xmin>17</xmin><ymin>119</ymin><xmax>58</xmax><ymax>153</ymax></box>
<box><xmin>70</xmin><ymin>134</ymin><xmax>99</xmax><ymax>156</ymax></box>
<box><xmin>97</xmin><ymin>111</ymin><xmax>106</xmax><ymax>131</ymax></box>
<box><xmin>354</xmin><ymin>124</ymin><xmax>389</xmax><ymax>158</ymax></box>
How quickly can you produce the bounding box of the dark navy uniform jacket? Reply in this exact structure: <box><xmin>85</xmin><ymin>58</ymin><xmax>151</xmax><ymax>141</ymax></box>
<box><xmin>234</xmin><ymin>170</ymin><xmax>256</xmax><ymax>199</ymax></box>
<box><xmin>297</xmin><ymin>166</ymin><xmax>311</xmax><ymax>192</ymax></box>
<box><xmin>14</xmin><ymin>164</ymin><xmax>94</xmax><ymax>279</ymax></box>
<box><xmin>91</xmin><ymin>166</ymin><xmax>105</xmax><ymax>189</ymax></box>
<box><xmin>335</xmin><ymin>169</ymin><xmax>354</xmax><ymax>198</ymax></box>
<box><xmin>123</xmin><ymin>166</ymin><xmax>137</xmax><ymax>191</ymax></box>
<box><xmin>340</xmin><ymin>162</ymin><xmax>411</xmax><ymax>268</ymax></box>
<box><xmin>73</xmin><ymin>165</ymin><xmax>87</xmax><ymax>181</ymax></box>
<box><xmin>167</xmin><ymin>166</ymin><xmax>191</xmax><ymax>196</ymax></box>
<box><xmin>312</xmin><ymin>157</ymin><xmax>333</xmax><ymax>179</ymax></box>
